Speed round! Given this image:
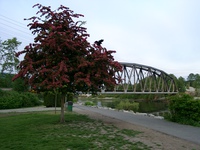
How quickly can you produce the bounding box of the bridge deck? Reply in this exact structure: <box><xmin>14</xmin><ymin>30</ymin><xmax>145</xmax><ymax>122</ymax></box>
<box><xmin>101</xmin><ymin>91</ymin><xmax>178</xmax><ymax>94</ymax></box>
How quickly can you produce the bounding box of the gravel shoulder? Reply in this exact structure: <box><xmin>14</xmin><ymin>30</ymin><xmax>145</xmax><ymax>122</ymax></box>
<box><xmin>74</xmin><ymin>106</ymin><xmax>200</xmax><ymax>150</ymax></box>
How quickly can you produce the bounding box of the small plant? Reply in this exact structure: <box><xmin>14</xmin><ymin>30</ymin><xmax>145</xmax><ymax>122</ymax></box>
<box><xmin>120</xmin><ymin>129</ymin><xmax>141</xmax><ymax>137</ymax></box>
<box><xmin>85</xmin><ymin>101</ymin><xmax>95</xmax><ymax>106</ymax></box>
<box><xmin>116</xmin><ymin>100</ymin><xmax>139</xmax><ymax>112</ymax></box>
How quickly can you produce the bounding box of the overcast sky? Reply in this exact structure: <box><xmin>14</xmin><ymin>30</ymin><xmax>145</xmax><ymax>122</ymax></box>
<box><xmin>0</xmin><ymin>0</ymin><xmax>200</xmax><ymax>78</ymax></box>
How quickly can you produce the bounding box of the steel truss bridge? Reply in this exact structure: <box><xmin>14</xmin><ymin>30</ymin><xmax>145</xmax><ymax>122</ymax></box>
<box><xmin>102</xmin><ymin>62</ymin><xmax>178</xmax><ymax>94</ymax></box>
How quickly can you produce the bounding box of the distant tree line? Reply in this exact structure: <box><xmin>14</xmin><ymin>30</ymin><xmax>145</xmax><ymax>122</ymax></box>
<box><xmin>170</xmin><ymin>73</ymin><xmax>200</xmax><ymax>95</ymax></box>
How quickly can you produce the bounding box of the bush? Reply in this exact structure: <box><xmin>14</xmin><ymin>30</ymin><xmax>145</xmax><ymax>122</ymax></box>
<box><xmin>12</xmin><ymin>78</ymin><xmax>29</xmax><ymax>92</ymax></box>
<box><xmin>0</xmin><ymin>89</ymin><xmax>4</xmax><ymax>96</ymax></box>
<box><xmin>116</xmin><ymin>100</ymin><xmax>139</xmax><ymax>112</ymax></box>
<box><xmin>0</xmin><ymin>90</ymin><xmax>41</xmax><ymax>109</ymax></box>
<box><xmin>98</xmin><ymin>94</ymin><xmax>165</xmax><ymax>100</ymax></box>
<box><xmin>67</xmin><ymin>92</ymin><xmax>74</xmax><ymax>102</ymax></box>
<box><xmin>168</xmin><ymin>94</ymin><xmax>200</xmax><ymax>126</ymax></box>
<box><xmin>0</xmin><ymin>74</ymin><xmax>13</xmax><ymax>88</ymax></box>
<box><xmin>43</xmin><ymin>92</ymin><xmax>61</xmax><ymax>107</ymax></box>
<box><xmin>106</xmin><ymin>99</ymin><xmax>121</xmax><ymax>108</ymax></box>
<box><xmin>43</xmin><ymin>92</ymin><xmax>77</xmax><ymax>107</ymax></box>
<box><xmin>138</xmin><ymin>101</ymin><xmax>168</xmax><ymax>113</ymax></box>
<box><xmin>85</xmin><ymin>101</ymin><xmax>95</xmax><ymax>106</ymax></box>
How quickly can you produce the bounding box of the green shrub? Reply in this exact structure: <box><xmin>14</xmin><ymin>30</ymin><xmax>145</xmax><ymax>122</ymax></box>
<box><xmin>168</xmin><ymin>94</ymin><xmax>200</xmax><ymax>126</ymax></box>
<box><xmin>0</xmin><ymin>74</ymin><xmax>13</xmax><ymax>88</ymax></box>
<box><xmin>43</xmin><ymin>92</ymin><xmax>77</xmax><ymax>107</ymax></box>
<box><xmin>99</xmin><ymin>94</ymin><xmax>165</xmax><ymax>100</ymax></box>
<box><xmin>85</xmin><ymin>101</ymin><xmax>95</xmax><ymax>106</ymax></box>
<box><xmin>23</xmin><ymin>92</ymin><xmax>41</xmax><ymax>106</ymax></box>
<box><xmin>116</xmin><ymin>100</ymin><xmax>139</xmax><ymax>112</ymax></box>
<box><xmin>106</xmin><ymin>100</ymin><xmax>121</xmax><ymax>108</ymax></box>
<box><xmin>12</xmin><ymin>78</ymin><xmax>29</xmax><ymax>92</ymax></box>
<box><xmin>0</xmin><ymin>91</ymin><xmax>41</xmax><ymax>109</ymax></box>
<box><xmin>138</xmin><ymin>101</ymin><xmax>168</xmax><ymax>113</ymax></box>
<box><xmin>43</xmin><ymin>92</ymin><xmax>61</xmax><ymax>107</ymax></box>
<box><xmin>0</xmin><ymin>89</ymin><xmax>4</xmax><ymax>96</ymax></box>
<box><xmin>67</xmin><ymin>92</ymin><xmax>74</xmax><ymax>102</ymax></box>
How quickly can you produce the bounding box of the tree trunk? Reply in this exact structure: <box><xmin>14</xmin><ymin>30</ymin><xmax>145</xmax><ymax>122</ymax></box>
<box><xmin>60</xmin><ymin>94</ymin><xmax>65</xmax><ymax>123</ymax></box>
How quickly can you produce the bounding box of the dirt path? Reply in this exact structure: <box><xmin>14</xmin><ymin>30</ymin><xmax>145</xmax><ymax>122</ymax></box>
<box><xmin>74</xmin><ymin>107</ymin><xmax>200</xmax><ymax>150</ymax></box>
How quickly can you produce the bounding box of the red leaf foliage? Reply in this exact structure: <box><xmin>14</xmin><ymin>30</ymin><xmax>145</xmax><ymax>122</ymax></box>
<box><xmin>13</xmin><ymin>4</ymin><xmax>122</xmax><ymax>93</ymax></box>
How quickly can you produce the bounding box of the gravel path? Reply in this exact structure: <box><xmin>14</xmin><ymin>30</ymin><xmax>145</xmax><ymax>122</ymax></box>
<box><xmin>74</xmin><ymin>104</ymin><xmax>200</xmax><ymax>145</ymax></box>
<box><xmin>0</xmin><ymin>106</ymin><xmax>61</xmax><ymax>113</ymax></box>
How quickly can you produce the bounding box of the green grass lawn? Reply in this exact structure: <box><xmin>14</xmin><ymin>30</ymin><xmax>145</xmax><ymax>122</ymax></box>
<box><xmin>0</xmin><ymin>112</ymin><xmax>151</xmax><ymax>150</ymax></box>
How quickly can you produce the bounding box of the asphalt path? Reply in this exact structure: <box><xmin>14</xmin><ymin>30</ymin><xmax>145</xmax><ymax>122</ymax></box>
<box><xmin>0</xmin><ymin>106</ymin><xmax>61</xmax><ymax>113</ymax></box>
<box><xmin>74</xmin><ymin>104</ymin><xmax>200</xmax><ymax>145</ymax></box>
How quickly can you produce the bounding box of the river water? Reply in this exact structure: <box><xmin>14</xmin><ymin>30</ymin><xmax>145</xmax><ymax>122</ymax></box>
<box><xmin>78</xmin><ymin>97</ymin><xmax>168</xmax><ymax>113</ymax></box>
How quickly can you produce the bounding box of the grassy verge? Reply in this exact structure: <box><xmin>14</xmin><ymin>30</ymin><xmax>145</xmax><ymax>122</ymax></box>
<box><xmin>0</xmin><ymin>112</ymin><xmax>151</xmax><ymax>150</ymax></box>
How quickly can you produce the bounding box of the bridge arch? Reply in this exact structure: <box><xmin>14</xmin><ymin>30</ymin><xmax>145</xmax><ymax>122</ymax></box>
<box><xmin>102</xmin><ymin>62</ymin><xmax>178</xmax><ymax>94</ymax></box>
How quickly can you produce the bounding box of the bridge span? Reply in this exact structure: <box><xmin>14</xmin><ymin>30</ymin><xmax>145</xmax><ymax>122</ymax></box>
<box><xmin>102</xmin><ymin>62</ymin><xmax>178</xmax><ymax>94</ymax></box>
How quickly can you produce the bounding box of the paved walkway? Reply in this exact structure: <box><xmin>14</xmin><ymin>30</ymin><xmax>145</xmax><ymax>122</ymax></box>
<box><xmin>0</xmin><ymin>106</ymin><xmax>61</xmax><ymax>113</ymax></box>
<box><xmin>74</xmin><ymin>104</ymin><xmax>200</xmax><ymax>145</ymax></box>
